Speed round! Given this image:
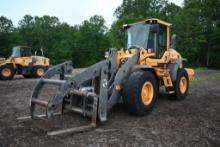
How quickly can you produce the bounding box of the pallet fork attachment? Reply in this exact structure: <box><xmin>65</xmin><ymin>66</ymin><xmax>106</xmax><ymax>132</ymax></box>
<box><xmin>18</xmin><ymin>49</ymin><xmax>139</xmax><ymax>135</ymax></box>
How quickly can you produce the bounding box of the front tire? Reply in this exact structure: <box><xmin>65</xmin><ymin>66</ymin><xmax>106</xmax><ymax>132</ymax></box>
<box><xmin>123</xmin><ymin>70</ymin><xmax>158</xmax><ymax>116</ymax></box>
<box><xmin>33</xmin><ymin>66</ymin><xmax>46</xmax><ymax>78</ymax></box>
<box><xmin>0</xmin><ymin>64</ymin><xmax>15</xmax><ymax>80</ymax></box>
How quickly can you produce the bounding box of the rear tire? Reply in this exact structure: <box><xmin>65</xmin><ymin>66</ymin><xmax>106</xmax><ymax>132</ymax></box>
<box><xmin>122</xmin><ymin>70</ymin><xmax>158</xmax><ymax>116</ymax></box>
<box><xmin>0</xmin><ymin>64</ymin><xmax>15</xmax><ymax>80</ymax></box>
<box><xmin>172</xmin><ymin>69</ymin><xmax>189</xmax><ymax>100</ymax></box>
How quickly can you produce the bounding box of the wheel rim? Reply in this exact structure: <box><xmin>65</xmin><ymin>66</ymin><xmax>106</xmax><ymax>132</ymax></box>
<box><xmin>2</xmin><ymin>68</ymin><xmax>11</xmax><ymax>77</ymax></box>
<box><xmin>141</xmin><ymin>81</ymin><xmax>154</xmax><ymax>105</ymax></box>
<box><xmin>179</xmin><ymin>76</ymin><xmax>187</xmax><ymax>94</ymax></box>
<box><xmin>36</xmin><ymin>68</ymin><xmax>44</xmax><ymax>76</ymax></box>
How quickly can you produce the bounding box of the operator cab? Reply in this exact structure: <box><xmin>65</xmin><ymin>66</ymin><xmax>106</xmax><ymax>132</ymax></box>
<box><xmin>11</xmin><ymin>46</ymin><xmax>32</xmax><ymax>57</ymax></box>
<box><xmin>123</xmin><ymin>18</ymin><xmax>171</xmax><ymax>59</ymax></box>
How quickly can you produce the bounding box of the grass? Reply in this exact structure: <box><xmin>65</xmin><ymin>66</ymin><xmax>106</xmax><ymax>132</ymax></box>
<box><xmin>194</xmin><ymin>67</ymin><xmax>208</xmax><ymax>71</ymax></box>
<box><xmin>72</xmin><ymin>68</ymin><xmax>85</xmax><ymax>76</ymax></box>
<box><xmin>192</xmin><ymin>68</ymin><xmax>220</xmax><ymax>85</ymax></box>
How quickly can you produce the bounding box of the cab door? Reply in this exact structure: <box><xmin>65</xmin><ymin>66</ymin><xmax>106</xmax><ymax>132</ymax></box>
<box><xmin>20</xmin><ymin>48</ymin><xmax>31</xmax><ymax>66</ymax></box>
<box><xmin>147</xmin><ymin>24</ymin><xmax>167</xmax><ymax>59</ymax></box>
<box><xmin>157</xmin><ymin>24</ymin><xmax>167</xmax><ymax>59</ymax></box>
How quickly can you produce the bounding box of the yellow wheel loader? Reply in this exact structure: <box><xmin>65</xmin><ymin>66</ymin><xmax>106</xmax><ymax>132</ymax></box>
<box><xmin>19</xmin><ymin>18</ymin><xmax>194</xmax><ymax>135</ymax></box>
<box><xmin>0</xmin><ymin>46</ymin><xmax>49</xmax><ymax>80</ymax></box>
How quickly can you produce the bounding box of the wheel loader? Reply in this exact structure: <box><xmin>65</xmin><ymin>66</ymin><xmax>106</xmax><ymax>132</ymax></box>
<box><xmin>19</xmin><ymin>18</ymin><xmax>194</xmax><ymax>135</ymax></box>
<box><xmin>0</xmin><ymin>46</ymin><xmax>49</xmax><ymax>80</ymax></box>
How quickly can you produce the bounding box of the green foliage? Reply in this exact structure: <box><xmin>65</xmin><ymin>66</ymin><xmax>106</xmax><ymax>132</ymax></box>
<box><xmin>0</xmin><ymin>15</ymin><xmax>110</xmax><ymax>67</ymax></box>
<box><xmin>0</xmin><ymin>16</ymin><xmax>14</xmax><ymax>56</ymax></box>
<box><xmin>175</xmin><ymin>0</ymin><xmax>220</xmax><ymax>68</ymax></box>
<box><xmin>73</xmin><ymin>15</ymin><xmax>109</xmax><ymax>67</ymax></box>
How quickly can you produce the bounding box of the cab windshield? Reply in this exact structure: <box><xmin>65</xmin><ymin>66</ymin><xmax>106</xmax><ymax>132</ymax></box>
<box><xmin>126</xmin><ymin>23</ymin><xmax>155</xmax><ymax>50</ymax></box>
<box><xmin>11</xmin><ymin>47</ymin><xmax>20</xmax><ymax>57</ymax></box>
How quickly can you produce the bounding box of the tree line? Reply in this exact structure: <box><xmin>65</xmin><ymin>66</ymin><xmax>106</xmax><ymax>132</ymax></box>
<box><xmin>0</xmin><ymin>0</ymin><xmax>219</xmax><ymax>68</ymax></box>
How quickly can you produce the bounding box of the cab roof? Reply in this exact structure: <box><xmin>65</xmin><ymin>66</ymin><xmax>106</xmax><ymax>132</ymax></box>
<box><xmin>122</xmin><ymin>18</ymin><xmax>172</xmax><ymax>28</ymax></box>
<box><xmin>14</xmin><ymin>45</ymin><xmax>31</xmax><ymax>49</ymax></box>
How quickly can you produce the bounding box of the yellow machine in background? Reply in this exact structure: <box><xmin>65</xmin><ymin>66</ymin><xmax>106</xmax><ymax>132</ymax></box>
<box><xmin>0</xmin><ymin>46</ymin><xmax>49</xmax><ymax>80</ymax></box>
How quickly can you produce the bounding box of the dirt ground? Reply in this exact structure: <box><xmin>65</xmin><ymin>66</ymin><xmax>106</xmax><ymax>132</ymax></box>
<box><xmin>0</xmin><ymin>69</ymin><xmax>219</xmax><ymax>147</ymax></box>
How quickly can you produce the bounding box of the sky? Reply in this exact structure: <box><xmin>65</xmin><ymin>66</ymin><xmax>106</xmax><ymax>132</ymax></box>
<box><xmin>0</xmin><ymin>0</ymin><xmax>183</xmax><ymax>28</ymax></box>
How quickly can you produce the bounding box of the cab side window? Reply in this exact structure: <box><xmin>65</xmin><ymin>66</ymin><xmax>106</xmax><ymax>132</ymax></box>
<box><xmin>21</xmin><ymin>48</ymin><xmax>32</xmax><ymax>57</ymax></box>
<box><xmin>158</xmin><ymin>25</ymin><xmax>167</xmax><ymax>58</ymax></box>
<box><xmin>20</xmin><ymin>48</ymin><xmax>25</xmax><ymax>57</ymax></box>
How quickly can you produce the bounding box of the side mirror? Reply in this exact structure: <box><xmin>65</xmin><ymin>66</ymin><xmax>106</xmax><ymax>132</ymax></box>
<box><xmin>150</xmin><ymin>24</ymin><xmax>159</xmax><ymax>33</ymax></box>
<box><xmin>171</xmin><ymin>34</ymin><xmax>176</xmax><ymax>49</ymax></box>
<box><xmin>117</xmin><ymin>28</ymin><xmax>124</xmax><ymax>37</ymax></box>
